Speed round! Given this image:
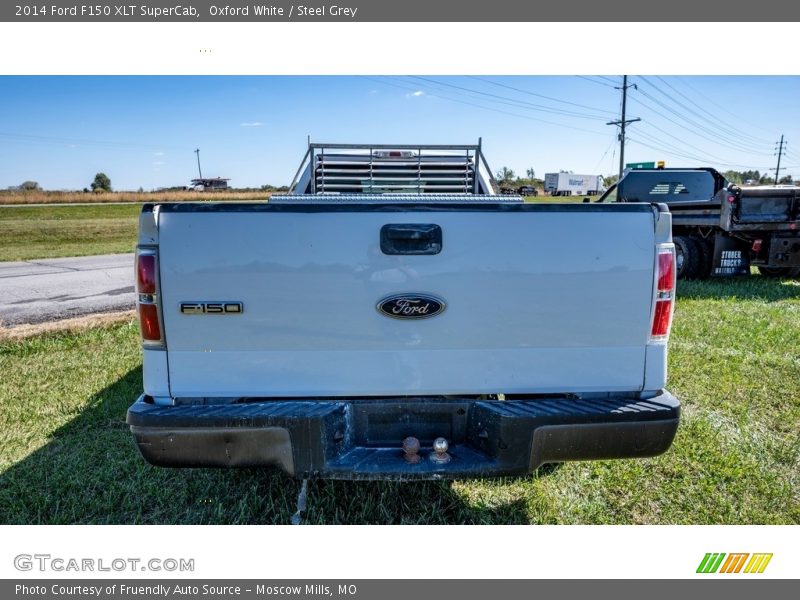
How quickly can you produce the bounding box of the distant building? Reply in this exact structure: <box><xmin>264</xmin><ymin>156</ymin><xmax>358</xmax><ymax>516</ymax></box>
<box><xmin>190</xmin><ymin>177</ymin><xmax>230</xmax><ymax>191</ymax></box>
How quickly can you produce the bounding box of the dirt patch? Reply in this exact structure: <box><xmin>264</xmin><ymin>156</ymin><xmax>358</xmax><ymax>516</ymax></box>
<box><xmin>0</xmin><ymin>310</ymin><xmax>136</xmax><ymax>341</ymax></box>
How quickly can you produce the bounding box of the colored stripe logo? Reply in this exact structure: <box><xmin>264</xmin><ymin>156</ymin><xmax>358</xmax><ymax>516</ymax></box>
<box><xmin>697</xmin><ymin>553</ymin><xmax>773</xmax><ymax>574</ymax></box>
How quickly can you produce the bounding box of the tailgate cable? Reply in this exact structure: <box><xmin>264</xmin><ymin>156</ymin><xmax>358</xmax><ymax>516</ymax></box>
<box><xmin>290</xmin><ymin>479</ymin><xmax>309</xmax><ymax>525</ymax></box>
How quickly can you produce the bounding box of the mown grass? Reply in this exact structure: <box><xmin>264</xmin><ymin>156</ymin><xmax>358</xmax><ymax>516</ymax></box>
<box><xmin>0</xmin><ymin>275</ymin><xmax>797</xmax><ymax>524</ymax></box>
<box><xmin>0</xmin><ymin>204</ymin><xmax>141</xmax><ymax>261</ymax></box>
<box><xmin>1</xmin><ymin>198</ymin><xmax>587</xmax><ymax>262</ymax></box>
<box><xmin>0</xmin><ymin>190</ymin><xmax>271</xmax><ymax>205</ymax></box>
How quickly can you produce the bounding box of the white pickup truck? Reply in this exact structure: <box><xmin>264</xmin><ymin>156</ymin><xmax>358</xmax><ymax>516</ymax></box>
<box><xmin>127</xmin><ymin>142</ymin><xmax>680</xmax><ymax>479</ymax></box>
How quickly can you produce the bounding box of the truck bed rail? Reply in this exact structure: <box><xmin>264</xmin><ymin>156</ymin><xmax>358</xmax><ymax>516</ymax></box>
<box><xmin>289</xmin><ymin>140</ymin><xmax>499</xmax><ymax>195</ymax></box>
<box><xmin>269</xmin><ymin>193</ymin><xmax>521</xmax><ymax>204</ymax></box>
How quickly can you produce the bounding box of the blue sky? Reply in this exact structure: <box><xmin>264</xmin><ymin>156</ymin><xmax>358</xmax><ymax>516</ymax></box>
<box><xmin>1</xmin><ymin>75</ymin><xmax>798</xmax><ymax>190</ymax></box>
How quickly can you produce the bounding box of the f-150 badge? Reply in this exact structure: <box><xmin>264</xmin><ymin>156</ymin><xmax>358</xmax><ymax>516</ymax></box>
<box><xmin>180</xmin><ymin>302</ymin><xmax>243</xmax><ymax>314</ymax></box>
<box><xmin>377</xmin><ymin>294</ymin><xmax>445</xmax><ymax>319</ymax></box>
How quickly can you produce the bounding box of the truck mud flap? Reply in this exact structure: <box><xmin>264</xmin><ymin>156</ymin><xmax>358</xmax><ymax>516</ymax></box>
<box><xmin>711</xmin><ymin>234</ymin><xmax>750</xmax><ymax>276</ymax></box>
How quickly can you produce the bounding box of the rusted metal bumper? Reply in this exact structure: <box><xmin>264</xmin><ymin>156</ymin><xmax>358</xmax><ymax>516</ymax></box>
<box><xmin>126</xmin><ymin>391</ymin><xmax>680</xmax><ymax>480</ymax></box>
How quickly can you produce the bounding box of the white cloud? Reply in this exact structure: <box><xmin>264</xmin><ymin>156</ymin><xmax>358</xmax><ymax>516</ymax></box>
<box><xmin>368</xmin><ymin>89</ymin><xmax>378</xmax><ymax>95</ymax></box>
<box><xmin>405</xmin><ymin>90</ymin><xmax>424</xmax><ymax>98</ymax></box>
<box><xmin>240</xmin><ymin>121</ymin><xmax>263</xmax><ymax>127</ymax></box>
<box><xmin>153</xmin><ymin>151</ymin><xmax>165</xmax><ymax>156</ymax></box>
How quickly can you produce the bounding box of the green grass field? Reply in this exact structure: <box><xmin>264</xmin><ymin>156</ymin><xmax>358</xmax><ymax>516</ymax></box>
<box><xmin>0</xmin><ymin>204</ymin><xmax>141</xmax><ymax>262</ymax></box>
<box><xmin>1</xmin><ymin>198</ymin><xmax>581</xmax><ymax>263</ymax></box>
<box><xmin>0</xmin><ymin>190</ymin><xmax>272</xmax><ymax>206</ymax></box>
<box><xmin>0</xmin><ymin>276</ymin><xmax>797</xmax><ymax>524</ymax></box>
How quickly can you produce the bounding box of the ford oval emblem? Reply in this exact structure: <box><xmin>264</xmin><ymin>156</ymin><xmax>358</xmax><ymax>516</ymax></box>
<box><xmin>377</xmin><ymin>294</ymin><xmax>446</xmax><ymax>319</ymax></box>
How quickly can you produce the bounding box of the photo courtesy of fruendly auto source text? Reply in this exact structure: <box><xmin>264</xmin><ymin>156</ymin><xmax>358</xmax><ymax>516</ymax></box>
<box><xmin>0</xmin><ymin>0</ymin><xmax>797</xmax><ymax>592</ymax></box>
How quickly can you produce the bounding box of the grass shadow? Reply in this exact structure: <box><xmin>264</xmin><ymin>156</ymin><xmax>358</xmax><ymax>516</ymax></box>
<box><xmin>0</xmin><ymin>366</ymin><xmax>557</xmax><ymax>525</ymax></box>
<box><xmin>300</xmin><ymin>462</ymin><xmax>564</xmax><ymax>524</ymax></box>
<box><xmin>0</xmin><ymin>366</ymin><xmax>295</xmax><ymax>524</ymax></box>
<box><xmin>676</xmin><ymin>275</ymin><xmax>800</xmax><ymax>302</ymax></box>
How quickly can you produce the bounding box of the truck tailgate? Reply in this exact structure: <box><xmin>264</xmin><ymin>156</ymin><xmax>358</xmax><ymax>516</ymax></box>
<box><xmin>156</xmin><ymin>203</ymin><xmax>657</xmax><ymax>398</ymax></box>
<box><xmin>730</xmin><ymin>188</ymin><xmax>800</xmax><ymax>229</ymax></box>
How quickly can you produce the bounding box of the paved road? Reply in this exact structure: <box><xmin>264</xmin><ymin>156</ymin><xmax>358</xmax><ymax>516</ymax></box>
<box><xmin>0</xmin><ymin>254</ymin><xmax>135</xmax><ymax>326</ymax></box>
<box><xmin>0</xmin><ymin>202</ymin><xmax>146</xmax><ymax>208</ymax></box>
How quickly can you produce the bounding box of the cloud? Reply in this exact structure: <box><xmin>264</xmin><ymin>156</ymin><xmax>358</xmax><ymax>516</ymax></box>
<box><xmin>405</xmin><ymin>90</ymin><xmax>424</xmax><ymax>98</ymax></box>
<box><xmin>152</xmin><ymin>161</ymin><xmax>166</xmax><ymax>166</ymax></box>
<box><xmin>153</xmin><ymin>151</ymin><xmax>165</xmax><ymax>156</ymax></box>
<box><xmin>368</xmin><ymin>89</ymin><xmax>378</xmax><ymax>95</ymax></box>
<box><xmin>240</xmin><ymin>121</ymin><xmax>263</xmax><ymax>127</ymax></box>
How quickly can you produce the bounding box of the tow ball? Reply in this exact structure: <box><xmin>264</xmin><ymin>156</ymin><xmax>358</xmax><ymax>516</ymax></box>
<box><xmin>430</xmin><ymin>437</ymin><xmax>451</xmax><ymax>464</ymax></box>
<box><xmin>402</xmin><ymin>437</ymin><xmax>422</xmax><ymax>464</ymax></box>
<box><xmin>402</xmin><ymin>436</ymin><xmax>452</xmax><ymax>464</ymax></box>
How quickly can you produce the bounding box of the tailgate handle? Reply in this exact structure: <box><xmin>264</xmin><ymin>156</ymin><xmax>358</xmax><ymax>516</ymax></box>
<box><xmin>380</xmin><ymin>224</ymin><xmax>442</xmax><ymax>255</ymax></box>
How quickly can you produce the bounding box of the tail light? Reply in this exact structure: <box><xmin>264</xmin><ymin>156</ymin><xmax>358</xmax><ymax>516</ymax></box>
<box><xmin>650</xmin><ymin>244</ymin><xmax>676</xmax><ymax>341</ymax></box>
<box><xmin>373</xmin><ymin>150</ymin><xmax>416</xmax><ymax>159</ymax></box>
<box><xmin>135</xmin><ymin>247</ymin><xmax>164</xmax><ymax>346</ymax></box>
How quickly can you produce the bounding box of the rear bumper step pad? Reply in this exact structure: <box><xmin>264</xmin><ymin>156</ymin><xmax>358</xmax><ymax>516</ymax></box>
<box><xmin>126</xmin><ymin>392</ymin><xmax>680</xmax><ymax>480</ymax></box>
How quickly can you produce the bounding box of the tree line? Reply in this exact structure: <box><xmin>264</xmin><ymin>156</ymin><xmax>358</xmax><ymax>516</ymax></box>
<box><xmin>9</xmin><ymin>173</ymin><xmax>290</xmax><ymax>193</ymax></box>
<box><xmin>723</xmin><ymin>169</ymin><xmax>795</xmax><ymax>185</ymax></box>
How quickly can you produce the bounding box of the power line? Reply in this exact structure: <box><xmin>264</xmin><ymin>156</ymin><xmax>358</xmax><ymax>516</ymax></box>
<box><xmin>635</xmin><ymin>79</ymin><xmax>763</xmax><ymax>151</ymax></box>
<box><xmin>360</xmin><ymin>76</ymin><xmax>610</xmax><ymax>137</ymax></box>
<box><xmin>626</xmin><ymin>137</ymin><xmax>772</xmax><ymax>169</ymax></box>
<box><xmin>591</xmin><ymin>135</ymin><xmax>618</xmax><ymax>173</ymax></box>
<box><xmin>629</xmin><ymin>128</ymin><xmax>768</xmax><ymax>168</ymax></box>
<box><xmin>636</xmin><ymin>86</ymin><xmax>768</xmax><ymax>156</ymax></box>
<box><xmin>575</xmin><ymin>75</ymin><xmax>616</xmax><ymax>88</ymax></box>
<box><xmin>783</xmin><ymin>148</ymin><xmax>800</xmax><ymax>160</ymax></box>
<box><xmin>408</xmin><ymin>76</ymin><xmax>611</xmax><ymax>120</ymax></box>
<box><xmin>676</xmin><ymin>77</ymin><xmax>775</xmax><ymax>142</ymax></box>
<box><xmin>635</xmin><ymin>80</ymin><xmax>771</xmax><ymax>156</ymax></box>
<box><xmin>641</xmin><ymin>77</ymin><xmax>771</xmax><ymax>153</ymax></box>
<box><xmin>629</xmin><ymin>91</ymin><xmax>773</xmax><ymax>158</ymax></box>
<box><xmin>627</xmin><ymin>136</ymin><xmax>714</xmax><ymax>164</ymax></box>
<box><xmin>653</xmin><ymin>76</ymin><xmax>773</xmax><ymax>145</ymax></box>
<box><xmin>631</xmin><ymin>128</ymin><xmax>722</xmax><ymax>164</ymax></box>
<box><xmin>635</xmin><ymin>120</ymin><xmax>735</xmax><ymax>164</ymax></box>
<box><xmin>0</xmin><ymin>131</ymin><xmax>177</xmax><ymax>150</ymax></box>
<box><xmin>468</xmin><ymin>76</ymin><xmax>617</xmax><ymax>115</ymax></box>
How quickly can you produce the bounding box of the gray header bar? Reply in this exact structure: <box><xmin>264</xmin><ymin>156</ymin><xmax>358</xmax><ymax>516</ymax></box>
<box><xmin>4</xmin><ymin>0</ymin><xmax>800</xmax><ymax>22</ymax></box>
<box><xmin>4</xmin><ymin>580</ymin><xmax>799</xmax><ymax>600</ymax></box>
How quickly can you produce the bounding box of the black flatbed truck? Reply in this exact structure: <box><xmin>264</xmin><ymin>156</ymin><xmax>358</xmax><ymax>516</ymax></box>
<box><xmin>596</xmin><ymin>167</ymin><xmax>800</xmax><ymax>279</ymax></box>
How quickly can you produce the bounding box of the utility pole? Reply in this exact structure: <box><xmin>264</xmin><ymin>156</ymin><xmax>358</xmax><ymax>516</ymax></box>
<box><xmin>606</xmin><ymin>75</ymin><xmax>641</xmax><ymax>180</ymax></box>
<box><xmin>774</xmin><ymin>135</ymin><xmax>786</xmax><ymax>183</ymax></box>
<box><xmin>194</xmin><ymin>148</ymin><xmax>203</xmax><ymax>179</ymax></box>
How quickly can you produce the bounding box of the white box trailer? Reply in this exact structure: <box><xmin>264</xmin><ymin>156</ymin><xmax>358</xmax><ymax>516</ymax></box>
<box><xmin>545</xmin><ymin>173</ymin><xmax>605</xmax><ymax>196</ymax></box>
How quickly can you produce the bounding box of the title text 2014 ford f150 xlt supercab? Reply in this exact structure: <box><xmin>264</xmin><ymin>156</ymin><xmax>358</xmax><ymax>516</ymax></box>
<box><xmin>126</xmin><ymin>142</ymin><xmax>680</xmax><ymax>479</ymax></box>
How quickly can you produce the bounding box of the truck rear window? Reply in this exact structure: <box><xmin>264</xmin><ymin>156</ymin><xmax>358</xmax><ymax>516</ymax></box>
<box><xmin>618</xmin><ymin>171</ymin><xmax>717</xmax><ymax>203</ymax></box>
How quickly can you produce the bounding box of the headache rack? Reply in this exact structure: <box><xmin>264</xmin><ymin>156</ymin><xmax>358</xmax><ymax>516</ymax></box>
<box><xmin>288</xmin><ymin>140</ymin><xmax>499</xmax><ymax>195</ymax></box>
